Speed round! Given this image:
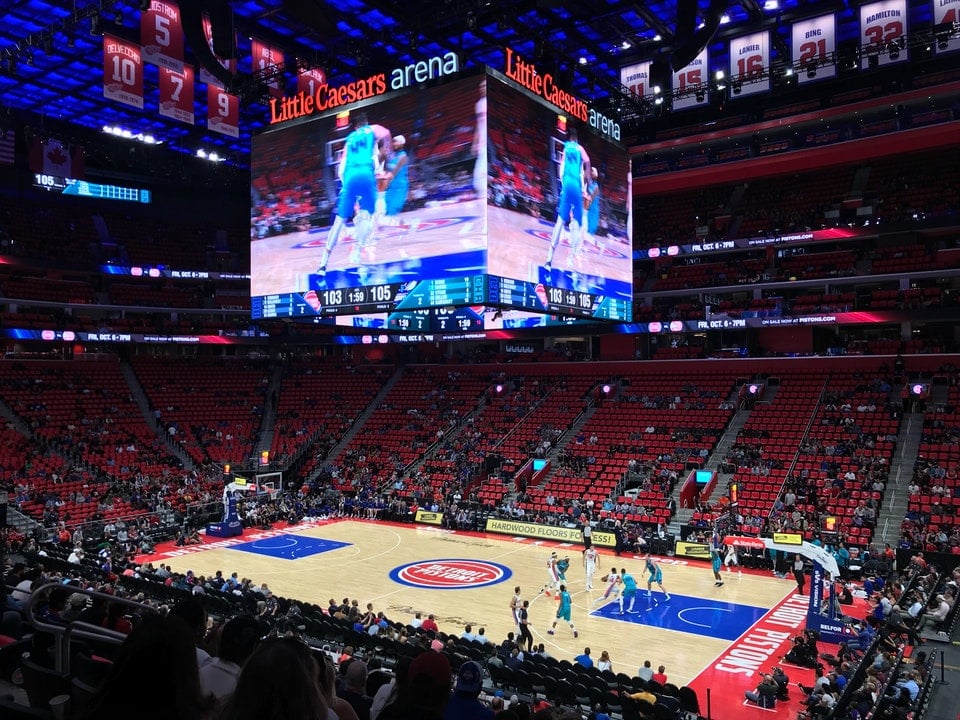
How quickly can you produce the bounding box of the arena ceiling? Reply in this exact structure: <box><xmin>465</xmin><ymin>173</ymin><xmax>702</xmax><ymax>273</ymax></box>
<box><xmin>0</xmin><ymin>1</ymin><xmax>943</xmax><ymax>162</ymax></box>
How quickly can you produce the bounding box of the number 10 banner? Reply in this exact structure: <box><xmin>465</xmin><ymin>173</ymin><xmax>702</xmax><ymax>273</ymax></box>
<box><xmin>103</xmin><ymin>35</ymin><xmax>144</xmax><ymax>109</ymax></box>
<box><xmin>792</xmin><ymin>14</ymin><xmax>836</xmax><ymax>83</ymax></box>
<box><xmin>729</xmin><ymin>31</ymin><xmax>770</xmax><ymax>97</ymax></box>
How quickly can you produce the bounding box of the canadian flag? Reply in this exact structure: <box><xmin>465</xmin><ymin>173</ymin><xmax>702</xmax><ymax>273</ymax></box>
<box><xmin>29</xmin><ymin>137</ymin><xmax>84</xmax><ymax>178</ymax></box>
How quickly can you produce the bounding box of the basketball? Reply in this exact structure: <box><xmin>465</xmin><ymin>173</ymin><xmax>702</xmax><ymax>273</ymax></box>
<box><xmin>601</xmin><ymin>574</ymin><xmax>609</xmax><ymax>583</ymax></box>
<box><xmin>376</xmin><ymin>173</ymin><xmax>391</xmax><ymax>192</ymax></box>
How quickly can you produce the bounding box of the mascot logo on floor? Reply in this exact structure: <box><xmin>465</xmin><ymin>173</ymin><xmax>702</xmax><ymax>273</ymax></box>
<box><xmin>389</xmin><ymin>558</ymin><xmax>512</xmax><ymax>590</ymax></box>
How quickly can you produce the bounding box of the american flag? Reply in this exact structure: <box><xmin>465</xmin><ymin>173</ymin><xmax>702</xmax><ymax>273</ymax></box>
<box><xmin>0</xmin><ymin>130</ymin><xmax>14</xmax><ymax>166</ymax></box>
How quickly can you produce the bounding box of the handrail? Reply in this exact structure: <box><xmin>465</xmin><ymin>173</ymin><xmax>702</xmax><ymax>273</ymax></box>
<box><xmin>25</xmin><ymin>581</ymin><xmax>157</xmax><ymax>673</ymax></box>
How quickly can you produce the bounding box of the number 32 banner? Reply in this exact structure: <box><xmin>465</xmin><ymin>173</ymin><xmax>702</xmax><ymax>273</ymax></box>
<box><xmin>103</xmin><ymin>35</ymin><xmax>144</xmax><ymax>109</ymax></box>
<box><xmin>792</xmin><ymin>14</ymin><xmax>836</xmax><ymax>83</ymax></box>
<box><xmin>140</xmin><ymin>0</ymin><xmax>183</xmax><ymax>72</ymax></box>
<box><xmin>860</xmin><ymin>0</ymin><xmax>908</xmax><ymax>67</ymax></box>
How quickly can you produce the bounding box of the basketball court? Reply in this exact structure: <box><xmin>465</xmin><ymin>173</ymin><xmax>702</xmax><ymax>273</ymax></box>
<box><xmin>146</xmin><ymin>519</ymin><xmax>815</xmax><ymax>716</ymax></box>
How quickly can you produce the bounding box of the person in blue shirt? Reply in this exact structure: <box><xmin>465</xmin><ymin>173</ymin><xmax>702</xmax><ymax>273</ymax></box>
<box><xmin>711</xmin><ymin>550</ymin><xmax>724</xmax><ymax>587</ymax></box>
<box><xmin>544</xmin><ymin>128</ymin><xmax>590</xmax><ymax>273</ymax></box>
<box><xmin>548</xmin><ymin>584</ymin><xmax>578</xmax><ymax>638</ymax></box>
<box><xmin>621</xmin><ymin>568</ymin><xmax>638</xmax><ymax>613</ymax></box>
<box><xmin>316</xmin><ymin>111</ymin><xmax>391</xmax><ymax>279</ymax></box>
<box><xmin>574</xmin><ymin>647</ymin><xmax>593</xmax><ymax>668</ymax></box>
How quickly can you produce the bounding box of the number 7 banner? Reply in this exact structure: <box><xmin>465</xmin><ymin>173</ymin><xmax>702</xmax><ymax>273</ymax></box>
<box><xmin>860</xmin><ymin>0</ymin><xmax>908</xmax><ymax>67</ymax></box>
<box><xmin>159</xmin><ymin>65</ymin><xmax>194</xmax><ymax>124</ymax></box>
<box><xmin>103</xmin><ymin>35</ymin><xmax>144</xmax><ymax>109</ymax></box>
<box><xmin>792</xmin><ymin>14</ymin><xmax>836</xmax><ymax>83</ymax></box>
<box><xmin>140</xmin><ymin>0</ymin><xmax>184</xmax><ymax>72</ymax></box>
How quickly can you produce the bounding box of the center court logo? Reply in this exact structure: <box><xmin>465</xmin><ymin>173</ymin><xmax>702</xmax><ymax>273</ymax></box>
<box><xmin>389</xmin><ymin>559</ymin><xmax>512</xmax><ymax>590</ymax></box>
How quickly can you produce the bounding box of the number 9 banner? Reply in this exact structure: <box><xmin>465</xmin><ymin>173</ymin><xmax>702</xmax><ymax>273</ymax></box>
<box><xmin>207</xmin><ymin>85</ymin><xmax>239</xmax><ymax>138</ymax></box>
<box><xmin>103</xmin><ymin>35</ymin><xmax>144</xmax><ymax>109</ymax></box>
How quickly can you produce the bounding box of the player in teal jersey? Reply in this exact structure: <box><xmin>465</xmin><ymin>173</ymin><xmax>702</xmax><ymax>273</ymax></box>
<box><xmin>544</xmin><ymin>129</ymin><xmax>590</xmax><ymax>273</ymax></box>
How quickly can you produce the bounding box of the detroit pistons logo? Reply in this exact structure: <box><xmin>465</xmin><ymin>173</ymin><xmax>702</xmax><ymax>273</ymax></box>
<box><xmin>389</xmin><ymin>559</ymin><xmax>512</xmax><ymax>590</ymax></box>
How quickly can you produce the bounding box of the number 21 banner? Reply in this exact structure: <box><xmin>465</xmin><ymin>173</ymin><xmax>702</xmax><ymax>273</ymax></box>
<box><xmin>159</xmin><ymin>65</ymin><xmax>194</xmax><ymax>125</ymax></box>
<box><xmin>207</xmin><ymin>85</ymin><xmax>239</xmax><ymax>138</ymax></box>
<box><xmin>729</xmin><ymin>31</ymin><xmax>770</xmax><ymax>97</ymax></box>
<box><xmin>792</xmin><ymin>14</ymin><xmax>836</xmax><ymax>83</ymax></box>
<box><xmin>860</xmin><ymin>0</ymin><xmax>908</xmax><ymax>67</ymax></box>
<box><xmin>103</xmin><ymin>35</ymin><xmax>144</xmax><ymax>109</ymax></box>
<box><xmin>140</xmin><ymin>0</ymin><xmax>183</xmax><ymax>72</ymax></box>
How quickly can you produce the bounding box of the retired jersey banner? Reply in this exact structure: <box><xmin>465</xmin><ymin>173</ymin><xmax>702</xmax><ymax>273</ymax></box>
<box><xmin>620</xmin><ymin>60</ymin><xmax>652</xmax><ymax>99</ymax></box>
<box><xmin>159</xmin><ymin>65</ymin><xmax>194</xmax><ymax>125</ymax></box>
<box><xmin>207</xmin><ymin>85</ymin><xmax>239</xmax><ymax>138</ymax></box>
<box><xmin>933</xmin><ymin>0</ymin><xmax>960</xmax><ymax>53</ymax></box>
<box><xmin>198</xmin><ymin>15</ymin><xmax>236</xmax><ymax>87</ymax></box>
<box><xmin>860</xmin><ymin>0</ymin><xmax>908</xmax><ymax>67</ymax></box>
<box><xmin>729</xmin><ymin>31</ymin><xmax>770</xmax><ymax>96</ymax></box>
<box><xmin>251</xmin><ymin>38</ymin><xmax>285</xmax><ymax>97</ymax></box>
<box><xmin>103</xmin><ymin>35</ymin><xmax>144</xmax><ymax>109</ymax></box>
<box><xmin>297</xmin><ymin>67</ymin><xmax>327</xmax><ymax>97</ymax></box>
<box><xmin>140</xmin><ymin>0</ymin><xmax>183</xmax><ymax>72</ymax></box>
<box><xmin>792</xmin><ymin>13</ymin><xmax>836</xmax><ymax>83</ymax></box>
<box><xmin>671</xmin><ymin>48</ymin><xmax>708</xmax><ymax>110</ymax></box>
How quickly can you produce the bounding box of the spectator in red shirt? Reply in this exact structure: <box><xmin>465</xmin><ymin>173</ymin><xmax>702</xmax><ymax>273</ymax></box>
<box><xmin>652</xmin><ymin>665</ymin><xmax>668</xmax><ymax>686</ymax></box>
<box><xmin>421</xmin><ymin>614</ymin><xmax>439</xmax><ymax>633</ymax></box>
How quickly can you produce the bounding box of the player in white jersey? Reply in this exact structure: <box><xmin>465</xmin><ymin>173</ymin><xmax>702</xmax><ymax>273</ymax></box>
<box><xmin>509</xmin><ymin>585</ymin><xmax>523</xmax><ymax>628</ymax></box>
<box><xmin>543</xmin><ymin>551</ymin><xmax>561</xmax><ymax>597</ymax></box>
<box><xmin>592</xmin><ymin>567</ymin><xmax>621</xmax><ymax>608</ymax></box>
<box><xmin>583</xmin><ymin>545</ymin><xmax>599</xmax><ymax>590</ymax></box>
<box><xmin>472</xmin><ymin>78</ymin><xmax>487</xmax><ymax>202</ymax></box>
<box><xmin>724</xmin><ymin>542</ymin><xmax>742</xmax><ymax>574</ymax></box>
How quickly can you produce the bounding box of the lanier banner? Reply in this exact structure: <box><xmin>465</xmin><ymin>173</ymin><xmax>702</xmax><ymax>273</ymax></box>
<box><xmin>729</xmin><ymin>31</ymin><xmax>770</xmax><ymax>97</ymax></box>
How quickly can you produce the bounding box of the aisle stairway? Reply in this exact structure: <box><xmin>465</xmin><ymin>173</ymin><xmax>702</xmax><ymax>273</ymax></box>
<box><xmin>876</xmin><ymin>412</ymin><xmax>924</xmax><ymax>547</ymax></box>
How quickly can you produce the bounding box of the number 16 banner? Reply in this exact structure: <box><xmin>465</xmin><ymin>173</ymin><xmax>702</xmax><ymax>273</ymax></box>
<box><xmin>729</xmin><ymin>31</ymin><xmax>770</xmax><ymax>97</ymax></box>
<box><xmin>103</xmin><ymin>35</ymin><xmax>144</xmax><ymax>109</ymax></box>
<box><xmin>159</xmin><ymin>65</ymin><xmax>194</xmax><ymax>125</ymax></box>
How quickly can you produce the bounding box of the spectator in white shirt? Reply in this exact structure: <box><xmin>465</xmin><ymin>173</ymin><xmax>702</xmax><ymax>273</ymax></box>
<box><xmin>200</xmin><ymin>615</ymin><xmax>263</xmax><ymax>703</ymax></box>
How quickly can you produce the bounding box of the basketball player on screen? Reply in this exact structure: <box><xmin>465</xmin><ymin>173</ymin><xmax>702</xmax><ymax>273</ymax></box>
<box><xmin>472</xmin><ymin>78</ymin><xmax>487</xmax><ymax>203</ymax></box>
<box><xmin>316</xmin><ymin>111</ymin><xmax>391</xmax><ymax>279</ymax></box>
<box><xmin>544</xmin><ymin>128</ymin><xmax>590</xmax><ymax>274</ymax></box>
<box><xmin>578</xmin><ymin>167</ymin><xmax>601</xmax><ymax>258</ymax></box>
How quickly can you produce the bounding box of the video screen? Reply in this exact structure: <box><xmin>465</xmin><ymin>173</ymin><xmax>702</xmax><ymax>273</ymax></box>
<box><xmin>250</xmin><ymin>74</ymin><xmax>487</xmax><ymax>320</ymax></box>
<box><xmin>485</xmin><ymin>72</ymin><xmax>633</xmax><ymax>322</ymax></box>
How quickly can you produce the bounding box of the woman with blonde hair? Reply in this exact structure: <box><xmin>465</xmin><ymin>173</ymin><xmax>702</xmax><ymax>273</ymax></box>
<box><xmin>596</xmin><ymin>649</ymin><xmax>613</xmax><ymax>673</ymax></box>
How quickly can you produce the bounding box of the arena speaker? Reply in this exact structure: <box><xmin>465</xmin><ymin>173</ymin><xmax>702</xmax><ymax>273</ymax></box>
<box><xmin>670</xmin><ymin>0</ymin><xmax>727</xmax><ymax>71</ymax></box>
<box><xmin>207</xmin><ymin>0</ymin><xmax>235</xmax><ymax>59</ymax></box>
<box><xmin>180</xmin><ymin>0</ymin><xmax>235</xmax><ymax>89</ymax></box>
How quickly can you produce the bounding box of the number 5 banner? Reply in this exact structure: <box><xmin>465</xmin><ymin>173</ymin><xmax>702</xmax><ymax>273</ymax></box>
<box><xmin>159</xmin><ymin>65</ymin><xmax>194</xmax><ymax>125</ymax></box>
<box><xmin>103</xmin><ymin>35</ymin><xmax>144</xmax><ymax>109</ymax></box>
<box><xmin>207</xmin><ymin>85</ymin><xmax>239</xmax><ymax>138</ymax></box>
<box><xmin>140</xmin><ymin>0</ymin><xmax>183</xmax><ymax>72</ymax></box>
<box><xmin>860</xmin><ymin>0</ymin><xmax>908</xmax><ymax>67</ymax></box>
<box><xmin>729</xmin><ymin>31</ymin><xmax>770</xmax><ymax>97</ymax></box>
<box><xmin>792</xmin><ymin>14</ymin><xmax>836</xmax><ymax>83</ymax></box>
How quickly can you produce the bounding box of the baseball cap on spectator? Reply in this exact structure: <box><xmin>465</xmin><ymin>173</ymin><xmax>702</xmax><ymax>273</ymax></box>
<box><xmin>409</xmin><ymin>650</ymin><xmax>451</xmax><ymax>689</ymax></box>
<box><xmin>455</xmin><ymin>660</ymin><xmax>483</xmax><ymax>694</ymax></box>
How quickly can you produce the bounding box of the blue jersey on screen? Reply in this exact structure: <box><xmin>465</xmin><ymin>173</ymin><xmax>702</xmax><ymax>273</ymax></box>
<box><xmin>586</xmin><ymin>179</ymin><xmax>600</xmax><ymax>233</ymax></box>
<box><xmin>557</xmin><ymin>140</ymin><xmax>585</xmax><ymax>226</ymax></box>
<box><xmin>337</xmin><ymin>125</ymin><xmax>379</xmax><ymax>218</ymax></box>
<box><xmin>384</xmin><ymin>149</ymin><xmax>408</xmax><ymax>216</ymax></box>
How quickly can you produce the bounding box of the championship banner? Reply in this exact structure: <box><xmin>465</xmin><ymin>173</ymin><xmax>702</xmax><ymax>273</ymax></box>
<box><xmin>251</xmin><ymin>38</ymin><xmax>285</xmax><ymax>97</ymax></box>
<box><xmin>159</xmin><ymin>65</ymin><xmax>194</xmax><ymax>124</ymax></box>
<box><xmin>140</xmin><ymin>0</ymin><xmax>183</xmax><ymax>72</ymax></box>
<box><xmin>729</xmin><ymin>31</ymin><xmax>770</xmax><ymax>97</ymax></box>
<box><xmin>485</xmin><ymin>518</ymin><xmax>616</xmax><ymax>547</ymax></box>
<box><xmin>860</xmin><ymin>0</ymin><xmax>908</xmax><ymax>67</ymax></box>
<box><xmin>197</xmin><ymin>15</ymin><xmax>236</xmax><ymax>87</ymax></box>
<box><xmin>674</xmin><ymin>540</ymin><xmax>711</xmax><ymax>560</ymax></box>
<box><xmin>620</xmin><ymin>60</ymin><xmax>651</xmax><ymax>99</ymax></box>
<box><xmin>933</xmin><ymin>0</ymin><xmax>960</xmax><ymax>54</ymax></box>
<box><xmin>415</xmin><ymin>510</ymin><xmax>444</xmax><ymax>526</ymax></box>
<box><xmin>207</xmin><ymin>85</ymin><xmax>239</xmax><ymax>138</ymax></box>
<box><xmin>103</xmin><ymin>35</ymin><xmax>144</xmax><ymax>109</ymax></box>
<box><xmin>792</xmin><ymin>13</ymin><xmax>837</xmax><ymax>83</ymax></box>
<box><xmin>671</xmin><ymin>48</ymin><xmax>708</xmax><ymax>110</ymax></box>
<box><xmin>298</xmin><ymin>67</ymin><xmax>327</xmax><ymax>97</ymax></box>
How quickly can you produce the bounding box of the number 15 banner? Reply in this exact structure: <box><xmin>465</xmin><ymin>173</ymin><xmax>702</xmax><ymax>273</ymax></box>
<box><xmin>103</xmin><ymin>35</ymin><xmax>144</xmax><ymax>109</ymax></box>
<box><xmin>159</xmin><ymin>65</ymin><xmax>194</xmax><ymax>125</ymax></box>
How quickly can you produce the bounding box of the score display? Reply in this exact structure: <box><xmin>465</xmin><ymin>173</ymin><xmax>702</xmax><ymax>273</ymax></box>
<box><xmin>33</xmin><ymin>174</ymin><xmax>152</xmax><ymax>204</ymax></box>
<box><xmin>249</xmin><ymin>67</ymin><xmax>631</xmax><ymax>325</ymax></box>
